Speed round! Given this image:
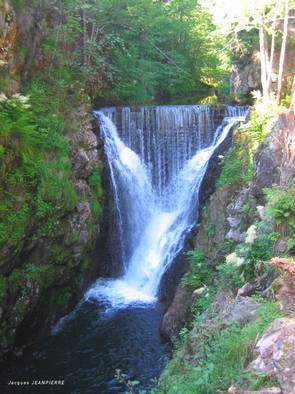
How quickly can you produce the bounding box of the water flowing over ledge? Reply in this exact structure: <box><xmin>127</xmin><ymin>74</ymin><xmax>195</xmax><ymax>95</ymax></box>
<box><xmin>86</xmin><ymin>105</ymin><xmax>248</xmax><ymax>309</ymax></box>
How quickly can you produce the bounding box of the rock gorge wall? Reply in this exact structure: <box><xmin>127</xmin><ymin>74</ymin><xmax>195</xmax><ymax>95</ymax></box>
<box><xmin>161</xmin><ymin>109</ymin><xmax>295</xmax><ymax>340</ymax></box>
<box><xmin>0</xmin><ymin>1</ymin><xmax>36</xmax><ymax>92</ymax></box>
<box><xmin>0</xmin><ymin>107</ymin><xmax>106</xmax><ymax>361</ymax></box>
<box><xmin>0</xmin><ymin>1</ymin><xmax>110</xmax><ymax>361</ymax></box>
<box><xmin>230</xmin><ymin>47</ymin><xmax>295</xmax><ymax>102</ymax></box>
<box><xmin>160</xmin><ymin>108</ymin><xmax>295</xmax><ymax>393</ymax></box>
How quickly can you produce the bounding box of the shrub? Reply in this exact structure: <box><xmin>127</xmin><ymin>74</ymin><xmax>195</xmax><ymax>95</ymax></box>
<box><xmin>264</xmin><ymin>182</ymin><xmax>295</xmax><ymax>227</ymax></box>
<box><xmin>88</xmin><ymin>167</ymin><xmax>103</xmax><ymax>199</ymax></box>
<box><xmin>89</xmin><ymin>197</ymin><xmax>102</xmax><ymax>217</ymax></box>
<box><xmin>182</xmin><ymin>248</ymin><xmax>213</xmax><ymax>288</ymax></box>
<box><xmin>264</xmin><ymin>182</ymin><xmax>295</xmax><ymax>252</ymax></box>
<box><xmin>0</xmin><ymin>94</ymin><xmax>40</xmax><ymax>165</ymax></box>
<box><xmin>216</xmin><ymin>145</ymin><xmax>253</xmax><ymax>188</ymax></box>
<box><xmin>0</xmin><ymin>82</ymin><xmax>79</xmax><ymax>247</ymax></box>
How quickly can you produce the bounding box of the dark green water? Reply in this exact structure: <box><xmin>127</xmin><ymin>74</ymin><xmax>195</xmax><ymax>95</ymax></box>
<box><xmin>0</xmin><ymin>299</ymin><xmax>169</xmax><ymax>393</ymax></box>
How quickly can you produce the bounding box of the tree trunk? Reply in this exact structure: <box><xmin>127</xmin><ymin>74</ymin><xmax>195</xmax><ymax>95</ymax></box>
<box><xmin>259</xmin><ymin>13</ymin><xmax>269</xmax><ymax>101</ymax></box>
<box><xmin>290</xmin><ymin>76</ymin><xmax>295</xmax><ymax>110</ymax></box>
<box><xmin>277</xmin><ymin>0</ymin><xmax>289</xmax><ymax>104</ymax></box>
<box><xmin>81</xmin><ymin>0</ymin><xmax>87</xmax><ymax>68</ymax></box>
<box><xmin>267</xmin><ymin>11</ymin><xmax>277</xmax><ymax>93</ymax></box>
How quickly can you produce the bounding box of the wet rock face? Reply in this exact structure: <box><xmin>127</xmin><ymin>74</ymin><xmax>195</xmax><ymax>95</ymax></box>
<box><xmin>230</xmin><ymin>61</ymin><xmax>261</xmax><ymax>100</ymax></box>
<box><xmin>275</xmin><ymin>110</ymin><xmax>295</xmax><ymax>185</ymax></box>
<box><xmin>160</xmin><ymin>283</ymin><xmax>197</xmax><ymax>342</ymax></box>
<box><xmin>250</xmin><ymin>109</ymin><xmax>295</xmax><ymax>204</ymax></box>
<box><xmin>161</xmin><ymin>288</ymin><xmax>260</xmax><ymax>343</ymax></box>
<box><xmin>185</xmin><ymin>291</ymin><xmax>260</xmax><ymax>357</ymax></box>
<box><xmin>0</xmin><ymin>2</ymin><xmax>38</xmax><ymax>91</ymax></box>
<box><xmin>0</xmin><ymin>2</ymin><xmax>17</xmax><ymax>73</ymax></box>
<box><xmin>70</xmin><ymin>111</ymin><xmax>100</xmax><ymax>179</ymax></box>
<box><xmin>251</xmin><ymin>126</ymin><xmax>281</xmax><ymax>204</ymax></box>
<box><xmin>250</xmin><ymin>318</ymin><xmax>295</xmax><ymax>394</ymax></box>
<box><xmin>160</xmin><ymin>109</ymin><xmax>294</xmax><ymax>343</ymax></box>
<box><xmin>0</xmin><ymin>109</ymin><xmax>104</xmax><ymax>362</ymax></box>
<box><xmin>200</xmin><ymin>291</ymin><xmax>259</xmax><ymax>326</ymax></box>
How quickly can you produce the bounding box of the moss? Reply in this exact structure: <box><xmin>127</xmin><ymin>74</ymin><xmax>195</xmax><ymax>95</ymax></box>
<box><xmin>7</xmin><ymin>269</ymin><xmax>22</xmax><ymax>296</ymax></box>
<box><xmin>53</xmin><ymin>287</ymin><xmax>73</xmax><ymax>307</ymax></box>
<box><xmin>0</xmin><ymin>274</ymin><xmax>7</xmax><ymax>300</ymax></box>
<box><xmin>89</xmin><ymin>196</ymin><xmax>103</xmax><ymax>217</ymax></box>
<box><xmin>49</xmin><ymin>244</ymin><xmax>69</xmax><ymax>265</ymax></box>
<box><xmin>14</xmin><ymin>298</ymin><xmax>27</xmax><ymax>325</ymax></box>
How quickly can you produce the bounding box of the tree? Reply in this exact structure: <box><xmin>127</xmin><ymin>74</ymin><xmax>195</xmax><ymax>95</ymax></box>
<box><xmin>201</xmin><ymin>0</ymin><xmax>295</xmax><ymax>104</ymax></box>
<box><xmin>277</xmin><ymin>0</ymin><xmax>289</xmax><ymax>103</ymax></box>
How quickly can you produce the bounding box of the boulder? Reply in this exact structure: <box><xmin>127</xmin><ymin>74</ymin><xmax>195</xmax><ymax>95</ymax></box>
<box><xmin>230</xmin><ymin>61</ymin><xmax>261</xmax><ymax>100</ymax></box>
<box><xmin>160</xmin><ymin>283</ymin><xmax>197</xmax><ymax>342</ymax></box>
<box><xmin>250</xmin><ymin>318</ymin><xmax>295</xmax><ymax>394</ymax></box>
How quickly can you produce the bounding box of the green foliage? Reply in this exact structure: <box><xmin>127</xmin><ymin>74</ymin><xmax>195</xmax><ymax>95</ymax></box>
<box><xmin>88</xmin><ymin>167</ymin><xmax>103</xmax><ymax>199</ymax></box>
<box><xmin>216</xmin><ymin>261</ymin><xmax>245</xmax><ymax>289</ymax></box>
<box><xmin>264</xmin><ymin>182</ymin><xmax>295</xmax><ymax>227</ymax></box>
<box><xmin>10</xmin><ymin>0</ymin><xmax>27</xmax><ymax>9</ymax></box>
<box><xmin>89</xmin><ymin>197</ymin><xmax>102</xmax><ymax>217</ymax></box>
<box><xmin>115</xmin><ymin>369</ymin><xmax>142</xmax><ymax>394</ymax></box>
<box><xmin>39</xmin><ymin>165</ymin><xmax>78</xmax><ymax>212</ymax></box>
<box><xmin>0</xmin><ymin>201</ymin><xmax>29</xmax><ymax>243</ymax></box>
<box><xmin>205</xmin><ymin>223</ymin><xmax>215</xmax><ymax>237</ymax></box>
<box><xmin>264</xmin><ymin>181</ymin><xmax>295</xmax><ymax>252</ymax></box>
<box><xmin>216</xmin><ymin>99</ymin><xmax>281</xmax><ymax>190</ymax></box>
<box><xmin>182</xmin><ymin>248</ymin><xmax>216</xmax><ymax>317</ymax></box>
<box><xmin>191</xmin><ymin>285</ymin><xmax>215</xmax><ymax>316</ymax></box>
<box><xmin>158</xmin><ymin>301</ymin><xmax>282</xmax><ymax>393</ymax></box>
<box><xmin>0</xmin><ymin>274</ymin><xmax>7</xmax><ymax>300</ymax></box>
<box><xmin>0</xmin><ymin>102</ymin><xmax>36</xmax><ymax>243</ymax></box>
<box><xmin>217</xmin><ymin>220</ymin><xmax>275</xmax><ymax>290</ymax></box>
<box><xmin>0</xmin><ymin>79</ymin><xmax>99</xmax><ymax>255</ymax></box>
<box><xmin>246</xmin><ymin>92</ymin><xmax>278</xmax><ymax>146</ymax></box>
<box><xmin>182</xmin><ymin>248</ymin><xmax>213</xmax><ymax>288</ymax></box>
<box><xmin>216</xmin><ymin>145</ymin><xmax>253</xmax><ymax>188</ymax></box>
<box><xmin>33</xmin><ymin>0</ymin><xmax>229</xmax><ymax>103</ymax></box>
<box><xmin>0</xmin><ymin>84</ymin><xmax>81</xmax><ymax>247</ymax></box>
<box><xmin>0</xmin><ymin>94</ymin><xmax>40</xmax><ymax>165</ymax></box>
<box><xmin>184</xmin><ymin>215</ymin><xmax>277</xmax><ymax>306</ymax></box>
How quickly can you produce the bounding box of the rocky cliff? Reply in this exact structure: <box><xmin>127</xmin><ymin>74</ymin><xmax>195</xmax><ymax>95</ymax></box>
<box><xmin>160</xmin><ymin>106</ymin><xmax>295</xmax><ymax>393</ymax></box>
<box><xmin>0</xmin><ymin>106</ymin><xmax>105</xmax><ymax>361</ymax></box>
<box><xmin>0</xmin><ymin>1</ymin><xmax>107</xmax><ymax>361</ymax></box>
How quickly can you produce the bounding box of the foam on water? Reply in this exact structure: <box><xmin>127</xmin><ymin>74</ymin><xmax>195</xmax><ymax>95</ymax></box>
<box><xmin>87</xmin><ymin>107</ymin><xmax>248</xmax><ymax>308</ymax></box>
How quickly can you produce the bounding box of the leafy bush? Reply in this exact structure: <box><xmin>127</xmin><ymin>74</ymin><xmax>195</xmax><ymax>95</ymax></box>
<box><xmin>264</xmin><ymin>182</ymin><xmax>295</xmax><ymax>227</ymax></box>
<box><xmin>182</xmin><ymin>248</ymin><xmax>213</xmax><ymax>288</ymax></box>
<box><xmin>89</xmin><ymin>197</ymin><xmax>102</xmax><ymax>217</ymax></box>
<box><xmin>88</xmin><ymin>167</ymin><xmax>103</xmax><ymax>199</ymax></box>
<box><xmin>264</xmin><ymin>182</ymin><xmax>295</xmax><ymax>252</ymax></box>
<box><xmin>217</xmin><ymin>220</ymin><xmax>275</xmax><ymax>288</ymax></box>
<box><xmin>247</xmin><ymin>92</ymin><xmax>278</xmax><ymax>146</ymax></box>
<box><xmin>0</xmin><ymin>94</ymin><xmax>40</xmax><ymax>165</ymax></box>
<box><xmin>0</xmin><ymin>95</ymin><xmax>41</xmax><ymax>244</ymax></box>
<box><xmin>0</xmin><ymin>82</ymin><xmax>80</xmax><ymax>246</ymax></box>
<box><xmin>216</xmin><ymin>145</ymin><xmax>253</xmax><ymax>188</ymax></box>
<box><xmin>216</xmin><ymin>260</ymin><xmax>245</xmax><ymax>290</ymax></box>
<box><xmin>216</xmin><ymin>98</ymin><xmax>279</xmax><ymax>190</ymax></box>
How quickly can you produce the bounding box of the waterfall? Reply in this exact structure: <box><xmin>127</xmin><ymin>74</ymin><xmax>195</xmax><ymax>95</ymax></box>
<box><xmin>86</xmin><ymin>105</ymin><xmax>247</xmax><ymax>308</ymax></box>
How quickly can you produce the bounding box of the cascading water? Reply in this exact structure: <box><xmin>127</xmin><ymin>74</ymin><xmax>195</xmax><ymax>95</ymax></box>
<box><xmin>0</xmin><ymin>105</ymin><xmax>248</xmax><ymax>393</ymax></box>
<box><xmin>86</xmin><ymin>105</ymin><xmax>248</xmax><ymax>308</ymax></box>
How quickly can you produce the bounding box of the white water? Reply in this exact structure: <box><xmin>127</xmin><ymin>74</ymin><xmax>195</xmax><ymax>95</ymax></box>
<box><xmin>86</xmin><ymin>106</ymin><xmax>247</xmax><ymax>309</ymax></box>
